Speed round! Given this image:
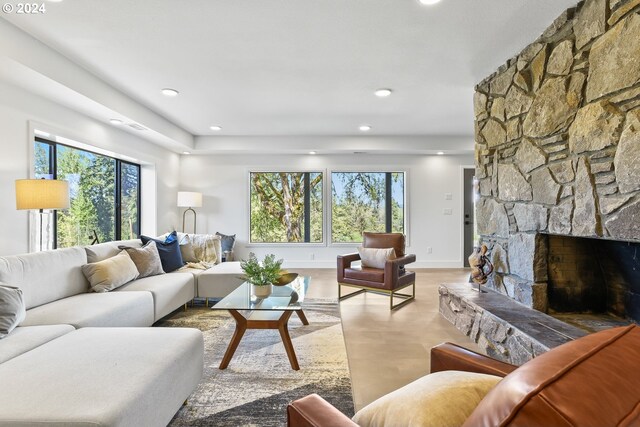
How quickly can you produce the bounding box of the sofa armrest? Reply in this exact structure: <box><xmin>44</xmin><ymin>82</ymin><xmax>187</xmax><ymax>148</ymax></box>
<box><xmin>337</xmin><ymin>253</ymin><xmax>360</xmax><ymax>282</ymax></box>
<box><xmin>430</xmin><ymin>343</ymin><xmax>517</xmax><ymax>377</ymax></box>
<box><xmin>287</xmin><ymin>394</ymin><xmax>358</xmax><ymax>427</ymax></box>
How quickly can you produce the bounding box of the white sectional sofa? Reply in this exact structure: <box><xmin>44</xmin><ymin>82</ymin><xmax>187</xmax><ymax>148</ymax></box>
<box><xmin>0</xmin><ymin>238</ymin><xmax>237</xmax><ymax>426</ymax></box>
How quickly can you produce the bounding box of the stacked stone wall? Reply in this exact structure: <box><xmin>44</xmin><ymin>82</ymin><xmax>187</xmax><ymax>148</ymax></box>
<box><xmin>475</xmin><ymin>0</ymin><xmax>640</xmax><ymax>310</ymax></box>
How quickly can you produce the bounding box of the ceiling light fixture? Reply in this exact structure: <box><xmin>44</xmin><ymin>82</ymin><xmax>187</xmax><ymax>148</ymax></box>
<box><xmin>437</xmin><ymin>151</ymin><xmax>445</xmax><ymax>155</ymax></box>
<box><xmin>183</xmin><ymin>151</ymin><xmax>191</xmax><ymax>155</ymax></box>
<box><xmin>309</xmin><ymin>151</ymin><xmax>317</xmax><ymax>155</ymax></box>
<box><xmin>359</xmin><ymin>125</ymin><xmax>372</xmax><ymax>132</ymax></box>
<box><xmin>210</xmin><ymin>125</ymin><xmax>222</xmax><ymax>131</ymax></box>
<box><xmin>375</xmin><ymin>89</ymin><xmax>393</xmax><ymax>97</ymax></box>
<box><xmin>161</xmin><ymin>88</ymin><xmax>179</xmax><ymax>97</ymax></box>
<box><xmin>110</xmin><ymin>119</ymin><xmax>123</xmax><ymax>125</ymax></box>
<box><xmin>418</xmin><ymin>0</ymin><xmax>441</xmax><ymax>5</ymax></box>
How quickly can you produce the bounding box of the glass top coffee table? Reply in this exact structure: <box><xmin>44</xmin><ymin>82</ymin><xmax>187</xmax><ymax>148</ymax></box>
<box><xmin>211</xmin><ymin>276</ymin><xmax>310</xmax><ymax>370</ymax></box>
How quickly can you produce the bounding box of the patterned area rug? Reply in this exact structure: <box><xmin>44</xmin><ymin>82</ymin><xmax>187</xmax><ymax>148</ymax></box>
<box><xmin>157</xmin><ymin>299</ymin><xmax>354</xmax><ymax>426</ymax></box>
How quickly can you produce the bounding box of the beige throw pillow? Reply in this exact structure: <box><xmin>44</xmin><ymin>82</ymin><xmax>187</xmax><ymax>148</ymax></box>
<box><xmin>119</xmin><ymin>240</ymin><xmax>165</xmax><ymax>278</ymax></box>
<box><xmin>178</xmin><ymin>235</ymin><xmax>199</xmax><ymax>263</ymax></box>
<box><xmin>82</xmin><ymin>250</ymin><xmax>139</xmax><ymax>293</ymax></box>
<box><xmin>0</xmin><ymin>283</ymin><xmax>26</xmax><ymax>339</ymax></box>
<box><xmin>352</xmin><ymin>371</ymin><xmax>502</xmax><ymax>427</ymax></box>
<box><xmin>358</xmin><ymin>247</ymin><xmax>396</xmax><ymax>269</ymax></box>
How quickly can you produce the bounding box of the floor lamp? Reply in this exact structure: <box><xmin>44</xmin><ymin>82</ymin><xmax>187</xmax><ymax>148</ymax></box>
<box><xmin>15</xmin><ymin>179</ymin><xmax>70</xmax><ymax>252</ymax></box>
<box><xmin>177</xmin><ymin>191</ymin><xmax>203</xmax><ymax>234</ymax></box>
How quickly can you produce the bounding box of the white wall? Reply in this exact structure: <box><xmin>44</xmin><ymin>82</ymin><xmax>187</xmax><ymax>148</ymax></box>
<box><xmin>180</xmin><ymin>152</ymin><xmax>474</xmax><ymax>268</ymax></box>
<box><xmin>0</xmin><ymin>81</ymin><xmax>181</xmax><ymax>255</ymax></box>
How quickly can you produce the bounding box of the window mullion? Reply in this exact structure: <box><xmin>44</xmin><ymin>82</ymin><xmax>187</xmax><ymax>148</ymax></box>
<box><xmin>385</xmin><ymin>172</ymin><xmax>392</xmax><ymax>232</ymax></box>
<box><xmin>115</xmin><ymin>161</ymin><xmax>122</xmax><ymax>240</ymax></box>
<box><xmin>304</xmin><ymin>172</ymin><xmax>311</xmax><ymax>243</ymax></box>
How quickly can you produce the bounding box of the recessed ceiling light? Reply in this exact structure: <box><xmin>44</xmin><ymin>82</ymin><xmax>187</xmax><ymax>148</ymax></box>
<box><xmin>359</xmin><ymin>125</ymin><xmax>372</xmax><ymax>132</ymax></box>
<box><xmin>437</xmin><ymin>151</ymin><xmax>445</xmax><ymax>155</ymax></box>
<box><xmin>375</xmin><ymin>89</ymin><xmax>393</xmax><ymax>97</ymax></box>
<box><xmin>418</xmin><ymin>0</ymin><xmax>441</xmax><ymax>5</ymax></box>
<box><xmin>110</xmin><ymin>119</ymin><xmax>123</xmax><ymax>125</ymax></box>
<box><xmin>161</xmin><ymin>88</ymin><xmax>179</xmax><ymax>97</ymax></box>
<box><xmin>210</xmin><ymin>125</ymin><xmax>222</xmax><ymax>131</ymax></box>
<box><xmin>309</xmin><ymin>151</ymin><xmax>317</xmax><ymax>155</ymax></box>
<box><xmin>183</xmin><ymin>151</ymin><xmax>191</xmax><ymax>155</ymax></box>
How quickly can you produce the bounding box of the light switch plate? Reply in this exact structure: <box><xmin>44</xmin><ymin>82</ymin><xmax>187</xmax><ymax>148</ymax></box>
<box><xmin>445</xmin><ymin>193</ymin><xmax>453</xmax><ymax>200</ymax></box>
<box><xmin>443</xmin><ymin>208</ymin><xmax>453</xmax><ymax>215</ymax></box>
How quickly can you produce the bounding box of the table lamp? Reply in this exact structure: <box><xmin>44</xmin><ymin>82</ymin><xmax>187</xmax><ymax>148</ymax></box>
<box><xmin>177</xmin><ymin>191</ymin><xmax>202</xmax><ymax>234</ymax></box>
<box><xmin>16</xmin><ymin>179</ymin><xmax>70</xmax><ymax>251</ymax></box>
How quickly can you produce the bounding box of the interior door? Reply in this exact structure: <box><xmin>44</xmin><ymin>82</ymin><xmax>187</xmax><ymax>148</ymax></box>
<box><xmin>463</xmin><ymin>168</ymin><xmax>476</xmax><ymax>268</ymax></box>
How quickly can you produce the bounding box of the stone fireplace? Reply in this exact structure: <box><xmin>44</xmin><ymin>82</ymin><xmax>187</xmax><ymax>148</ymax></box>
<box><xmin>473</xmin><ymin>0</ymin><xmax>640</xmax><ymax>322</ymax></box>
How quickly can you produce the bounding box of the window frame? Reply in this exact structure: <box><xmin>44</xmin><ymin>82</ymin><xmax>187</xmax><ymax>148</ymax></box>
<box><xmin>35</xmin><ymin>137</ymin><xmax>142</xmax><ymax>248</ymax></box>
<box><xmin>246</xmin><ymin>169</ymin><xmax>326</xmax><ymax>246</ymax></box>
<box><xmin>329</xmin><ymin>169</ymin><xmax>408</xmax><ymax>246</ymax></box>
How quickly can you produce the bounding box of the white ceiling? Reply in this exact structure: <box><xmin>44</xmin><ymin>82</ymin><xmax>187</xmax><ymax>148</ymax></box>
<box><xmin>2</xmin><ymin>0</ymin><xmax>577</xmax><ymax>140</ymax></box>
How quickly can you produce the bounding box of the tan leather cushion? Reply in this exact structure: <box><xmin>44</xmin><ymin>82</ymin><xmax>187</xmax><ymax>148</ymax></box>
<box><xmin>363</xmin><ymin>232</ymin><xmax>405</xmax><ymax>257</ymax></box>
<box><xmin>344</xmin><ymin>267</ymin><xmax>384</xmax><ymax>283</ymax></box>
<box><xmin>463</xmin><ymin>325</ymin><xmax>640</xmax><ymax>427</ymax></box>
<box><xmin>354</xmin><ymin>371</ymin><xmax>502</xmax><ymax>427</ymax></box>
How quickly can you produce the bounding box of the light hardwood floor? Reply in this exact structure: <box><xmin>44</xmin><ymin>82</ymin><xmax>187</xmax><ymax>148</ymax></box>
<box><xmin>299</xmin><ymin>268</ymin><xmax>480</xmax><ymax>411</ymax></box>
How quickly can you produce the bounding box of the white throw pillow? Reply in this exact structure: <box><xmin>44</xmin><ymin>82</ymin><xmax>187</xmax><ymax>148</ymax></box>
<box><xmin>81</xmin><ymin>250</ymin><xmax>139</xmax><ymax>293</ymax></box>
<box><xmin>0</xmin><ymin>283</ymin><xmax>26</xmax><ymax>339</ymax></box>
<box><xmin>352</xmin><ymin>371</ymin><xmax>502</xmax><ymax>427</ymax></box>
<box><xmin>358</xmin><ymin>247</ymin><xmax>396</xmax><ymax>269</ymax></box>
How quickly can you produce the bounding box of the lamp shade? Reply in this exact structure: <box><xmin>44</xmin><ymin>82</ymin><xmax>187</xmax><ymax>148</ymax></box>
<box><xmin>16</xmin><ymin>179</ymin><xmax>70</xmax><ymax>210</ymax></box>
<box><xmin>177</xmin><ymin>191</ymin><xmax>203</xmax><ymax>208</ymax></box>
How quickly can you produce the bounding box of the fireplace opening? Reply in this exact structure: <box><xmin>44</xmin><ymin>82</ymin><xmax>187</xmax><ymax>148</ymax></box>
<box><xmin>547</xmin><ymin>235</ymin><xmax>640</xmax><ymax>329</ymax></box>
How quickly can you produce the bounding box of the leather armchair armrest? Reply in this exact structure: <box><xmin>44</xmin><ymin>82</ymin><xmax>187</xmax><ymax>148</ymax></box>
<box><xmin>287</xmin><ymin>394</ymin><xmax>358</xmax><ymax>427</ymax></box>
<box><xmin>430</xmin><ymin>343</ymin><xmax>517</xmax><ymax>377</ymax></box>
<box><xmin>384</xmin><ymin>254</ymin><xmax>416</xmax><ymax>287</ymax></box>
<box><xmin>337</xmin><ymin>253</ymin><xmax>360</xmax><ymax>282</ymax></box>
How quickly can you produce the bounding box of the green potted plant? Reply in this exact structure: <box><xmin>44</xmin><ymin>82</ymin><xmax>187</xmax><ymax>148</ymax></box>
<box><xmin>240</xmin><ymin>253</ymin><xmax>284</xmax><ymax>297</ymax></box>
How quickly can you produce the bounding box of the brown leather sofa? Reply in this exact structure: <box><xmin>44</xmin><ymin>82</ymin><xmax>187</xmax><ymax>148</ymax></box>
<box><xmin>337</xmin><ymin>232</ymin><xmax>416</xmax><ymax>310</ymax></box>
<box><xmin>288</xmin><ymin>324</ymin><xmax>640</xmax><ymax>426</ymax></box>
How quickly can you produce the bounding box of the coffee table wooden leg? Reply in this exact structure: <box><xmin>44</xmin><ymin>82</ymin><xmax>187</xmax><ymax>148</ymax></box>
<box><xmin>219</xmin><ymin>310</ymin><xmax>247</xmax><ymax>369</ymax></box>
<box><xmin>278</xmin><ymin>311</ymin><xmax>299</xmax><ymax>370</ymax></box>
<box><xmin>296</xmin><ymin>309</ymin><xmax>309</xmax><ymax>325</ymax></box>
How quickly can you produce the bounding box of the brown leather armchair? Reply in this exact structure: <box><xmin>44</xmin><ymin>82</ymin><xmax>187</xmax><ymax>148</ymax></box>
<box><xmin>337</xmin><ymin>232</ymin><xmax>416</xmax><ymax>310</ymax></box>
<box><xmin>288</xmin><ymin>325</ymin><xmax>640</xmax><ymax>427</ymax></box>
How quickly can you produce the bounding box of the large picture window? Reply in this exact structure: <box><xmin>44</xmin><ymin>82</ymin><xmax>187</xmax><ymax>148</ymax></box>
<box><xmin>250</xmin><ymin>172</ymin><xmax>323</xmax><ymax>243</ymax></box>
<box><xmin>34</xmin><ymin>138</ymin><xmax>141</xmax><ymax>248</ymax></box>
<box><xmin>331</xmin><ymin>172</ymin><xmax>405</xmax><ymax>243</ymax></box>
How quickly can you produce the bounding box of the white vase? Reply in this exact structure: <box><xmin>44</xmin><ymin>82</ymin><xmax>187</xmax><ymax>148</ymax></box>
<box><xmin>252</xmin><ymin>284</ymin><xmax>273</xmax><ymax>298</ymax></box>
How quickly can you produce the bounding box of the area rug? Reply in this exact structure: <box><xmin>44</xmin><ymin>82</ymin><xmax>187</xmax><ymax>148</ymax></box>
<box><xmin>157</xmin><ymin>299</ymin><xmax>354</xmax><ymax>426</ymax></box>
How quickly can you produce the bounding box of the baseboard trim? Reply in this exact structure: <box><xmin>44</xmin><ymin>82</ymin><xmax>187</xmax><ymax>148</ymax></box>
<box><xmin>282</xmin><ymin>260</ymin><xmax>464</xmax><ymax>269</ymax></box>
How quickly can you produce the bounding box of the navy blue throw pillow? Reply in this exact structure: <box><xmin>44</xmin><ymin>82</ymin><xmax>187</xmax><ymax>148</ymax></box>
<box><xmin>140</xmin><ymin>231</ymin><xmax>184</xmax><ymax>272</ymax></box>
<box><xmin>216</xmin><ymin>232</ymin><xmax>236</xmax><ymax>252</ymax></box>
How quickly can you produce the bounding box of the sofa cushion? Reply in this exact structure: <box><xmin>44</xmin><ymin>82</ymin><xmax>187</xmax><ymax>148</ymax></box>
<box><xmin>141</xmin><ymin>232</ymin><xmax>185</xmax><ymax>273</ymax></box>
<box><xmin>82</xmin><ymin>250</ymin><xmax>140</xmax><ymax>293</ymax></box>
<box><xmin>0</xmin><ymin>284</ymin><xmax>26</xmax><ymax>339</ymax></box>
<box><xmin>116</xmin><ymin>272</ymin><xmax>195</xmax><ymax>321</ymax></box>
<box><xmin>216</xmin><ymin>231</ymin><xmax>236</xmax><ymax>252</ymax></box>
<box><xmin>85</xmin><ymin>239</ymin><xmax>142</xmax><ymax>263</ymax></box>
<box><xmin>353</xmin><ymin>371</ymin><xmax>501</xmax><ymax>427</ymax></box>
<box><xmin>0</xmin><ymin>324</ymin><xmax>75</xmax><ymax>364</ymax></box>
<box><xmin>464</xmin><ymin>325</ymin><xmax>640</xmax><ymax>427</ymax></box>
<box><xmin>0</xmin><ymin>327</ymin><xmax>203</xmax><ymax>427</ymax></box>
<box><xmin>358</xmin><ymin>247</ymin><xmax>396</xmax><ymax>269</ymax></box>
<box><xmin>196</xmin><ymin>261</ymin><xmax>245</xmax><ymax>298</ymax></box>
<box><xmin>179</xmin><ymin>235</ymin><xmax>199</xmax><ymax>263</ymax></box>
<box><xmin>120</xmin><ymin>240</ymin><xmax>165</xmax><ymax>278</ymax></box>
<box><xmin>0</xmin><ymin>246</ymin><xmax>88</xmax><ymax>309</ymax></box>
<box><xmin>22</xmin><ymin>292</ymin><xmax>154</xmax><ymax>328</ymax></box>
